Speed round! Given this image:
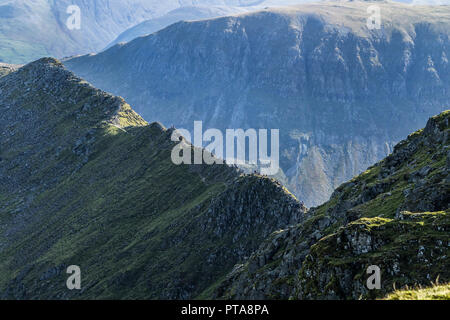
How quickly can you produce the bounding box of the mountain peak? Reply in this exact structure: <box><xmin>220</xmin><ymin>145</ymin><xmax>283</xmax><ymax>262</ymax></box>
<box><xmin>28</xmin><ymin>57</ymin><xmax>62</xmax><ymax>67</ymax></box>
<box><xmin>0</xmin><ymin>57</ymin><xmax>308</xmax><ymax>299</ymax></box>
<box><xmin>1</xmin><ymin>57</ymin><xmax>147</xmax><ymax>130</ymax></box>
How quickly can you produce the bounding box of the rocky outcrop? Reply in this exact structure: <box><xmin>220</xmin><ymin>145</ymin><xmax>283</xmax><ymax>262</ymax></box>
<box><xmin>65</xmin><ymin>2</ymin><xmax>450</xmax><ymax>207</ymax></box>
<box><xmin>0</xmin><ymin>63</ymin><xmax>19</xmax><ymax>77</ymax></box>
<box><xmin>216</xmin><ymin>110</ymin><xmax>449</xmax><ymax>300</ymax></box>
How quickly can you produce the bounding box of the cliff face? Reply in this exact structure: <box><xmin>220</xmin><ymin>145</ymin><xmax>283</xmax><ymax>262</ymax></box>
<box><xmin>65</xmin><ymin>2</ymin><xmax>450</xmax><ymax>207</ymax></box>
<box><xmin>0</xmin><ymin>58</ymin><xmax>307</xmax><ymax>299</ymax></box>
<box><xmin>216</xmin><ymin>110</ymin><xmax>450</xmax><ymax>300</ymax></box>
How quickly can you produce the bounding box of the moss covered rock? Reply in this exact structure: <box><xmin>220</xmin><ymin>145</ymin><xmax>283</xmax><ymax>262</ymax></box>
<box><xmin>217</xmin><ymin>110</ymin><xmax>450</xmax><ymax>300</ymax></box>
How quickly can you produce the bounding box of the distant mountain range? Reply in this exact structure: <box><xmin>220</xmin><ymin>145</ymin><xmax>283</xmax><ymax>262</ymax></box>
<box><xmin>0</xmin><ymin>0</ymin><xmax>171</xmax><ymax>64</ymax></box>
<box><xmin>1</xmin><ymin>1</ymin><xmax>443</xmax><ymax>64</ymax></box>
<box><xmin>0</xmin><ymin>0</ymin><xmax>320</xmax><ymax>64</ymax></box>
<box><xmin>65</xmin><ymin>1</ymin><xmax>450</xmax><ymax>207</ymax></box>
<box><xmin>107</xmin><ymin>1</ymin><xmax>450</xmax><ymax>49</ymax></box>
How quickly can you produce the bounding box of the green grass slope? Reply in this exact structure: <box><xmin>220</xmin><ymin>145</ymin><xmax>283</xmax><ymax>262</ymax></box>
<box><xmin>0</xmin><ymin>58</ymin><xmax>307</xmax><ymax>299</ymax></box>
<box><xmin>217</xmin><ymin>110</ymin><xmax>450</xmax><ymax>300</ymax></box>
<box><xmin>384</xmin><ymin>283</ymin><xmax>450</xmax><ymax>300</ymax></box>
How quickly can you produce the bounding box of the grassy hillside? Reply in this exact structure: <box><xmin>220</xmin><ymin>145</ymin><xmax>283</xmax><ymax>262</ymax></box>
<box><xmin>384</xmin><ymin>283</ymin><xmax>450</xmax><ymax>300</ymax></box>
<box><xmin>217</xmin><ymin>110</ymin><xmax>449</xmax><ymax>300</ymax></box>
<box><xmin>0</xmin><ymin>58</ymin><xmax>307</xmax><ymax>299</ymax></box>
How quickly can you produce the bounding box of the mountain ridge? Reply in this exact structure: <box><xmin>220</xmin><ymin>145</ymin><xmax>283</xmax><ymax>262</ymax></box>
<box><xmin>0</xmin><ymin>58</ymin><xmax>307</xmax><ymax>299</ymax></box>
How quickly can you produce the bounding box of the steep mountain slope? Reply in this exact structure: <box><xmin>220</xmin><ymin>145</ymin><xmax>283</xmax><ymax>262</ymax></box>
<box><xmin>215</xmin><ymin>110</ymin><xmax>449</xmax><ymax>300</ymax></box>
<box><xmin>65</xmin><ymin>1</ymin><xmax>450</xmax><ymax>207</ymax></box>
<box><xmin>0</xmin><ymin>58</ymin><xmax>307</xmax><ymax>299</ymax></box>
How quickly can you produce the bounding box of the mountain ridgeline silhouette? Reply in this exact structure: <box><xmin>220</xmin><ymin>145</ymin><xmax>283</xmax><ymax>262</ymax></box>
<box><xmin>0</xmin><ymin>58</ymin><xmax>307</xmax><ymax>299</ymax></box>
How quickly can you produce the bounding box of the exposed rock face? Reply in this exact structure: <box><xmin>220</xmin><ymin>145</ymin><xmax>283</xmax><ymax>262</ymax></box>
<box><xmin>65</xmin><ymin>2</ymin><xmax>450</xmax><ymax>207</ymax></box>
<box><xmin>0</xmin><ymin>63</ymin><xmax>19</xmax><ymax>77</ymax></box>
<box><xmin>0</xmin><ymin>58</ymin><xmax>307</xmax><ymax>299</ymax></box>
<box><xmin>216</xmin><ymin>110</ymin><xmax>449</xmax><ymax>300</ymax></box>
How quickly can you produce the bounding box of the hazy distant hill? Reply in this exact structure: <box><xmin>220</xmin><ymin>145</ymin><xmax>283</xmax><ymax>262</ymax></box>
<box><xmin>0</xmin><ymin>0</ymin><xmax>285</xmax><ymax>64</ymax></box>
<box><xmin>106</xmin><ymin>6</ymin><xmax>250</xmax><ymax>49</ymax></box>
<box><xmin>106</xmin><ymin>1</ymin><xmax>326</xmax><ymax>49</ymax></box>
<box><xmin>107</xmin><ymin>1</ymin><xmax>445</xmax><ymax>49</ymax></box>
<box><xmin>0</xmin><ymin>0</ymin><xmax>436</xmax><ymax>64</ymax></box>
<box><xmin>65</xmin><ymin>1</ymin><xmax>450</xmax><ymax>207</ymax></box>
